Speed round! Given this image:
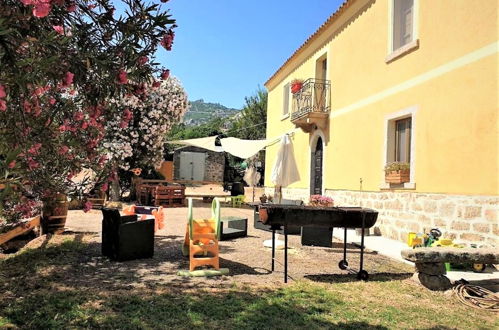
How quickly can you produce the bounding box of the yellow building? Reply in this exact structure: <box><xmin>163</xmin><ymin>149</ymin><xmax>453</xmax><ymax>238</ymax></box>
<box><xmin>264</xmin><ymin>0</ymin><xmax>498</xmax><ymax>246</ymax></box>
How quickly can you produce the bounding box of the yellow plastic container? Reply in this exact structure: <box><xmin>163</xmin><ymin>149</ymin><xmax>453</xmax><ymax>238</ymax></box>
<box><xmin>439</xmin><ymin>238</ymin><xmax>453</xmax><ymax>246</ymax></box>
<box><xmin>407</xmin><ymin>232</ymin><xmax>417</xmax><ymax>247</ymax></box>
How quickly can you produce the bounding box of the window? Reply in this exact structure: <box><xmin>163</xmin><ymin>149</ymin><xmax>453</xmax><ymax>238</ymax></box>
<box><xmin>382</xmin><ymin>106</ymin><xmax>417</xmax><ymax>189</ymax></box>
<box><xmin>282</xmin><ymin>83</ymin><xmax>290</xmax><ymax>117</ymax></box>
<box><xmin>395</xmin><ymin>117</ymin><xmax>411</xmax><ymax>162</ymax></box>
<box><xmin>392</xmin><ymin>0</ymin><xmax>414</xmax><ymax>51</ymax></box>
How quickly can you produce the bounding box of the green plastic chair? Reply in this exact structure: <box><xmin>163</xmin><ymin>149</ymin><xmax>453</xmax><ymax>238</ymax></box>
<box><xmin>231</xmin><ymin>195</ymin><xmax>245</xmax><ymax>208</ymax></box>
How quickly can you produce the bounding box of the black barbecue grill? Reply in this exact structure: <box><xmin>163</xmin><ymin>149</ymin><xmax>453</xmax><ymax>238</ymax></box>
<box><xmin>257</xmin><ymin>204</ymin><xmax>378</xmax><ymax>282</ymax></box>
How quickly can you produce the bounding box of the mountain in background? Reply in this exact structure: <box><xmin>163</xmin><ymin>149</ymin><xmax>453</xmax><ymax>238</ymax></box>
<box><xmin>183</xmin><ymin>99</ymin><xmax>240</xmax><ymax>126</ymax></box>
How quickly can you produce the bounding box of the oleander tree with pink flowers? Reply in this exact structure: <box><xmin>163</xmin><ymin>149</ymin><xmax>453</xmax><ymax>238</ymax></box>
<box><xmin>0</xmin><ymin>0</ymin><xmax>178</xmax><ymax>225</ymax></box>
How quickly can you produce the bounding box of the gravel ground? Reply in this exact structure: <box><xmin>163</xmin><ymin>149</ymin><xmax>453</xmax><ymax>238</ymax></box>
<box><xmin>56</xmin><ymin>199</ymin><xmax>413</xmax><ymax>289</ymax></box>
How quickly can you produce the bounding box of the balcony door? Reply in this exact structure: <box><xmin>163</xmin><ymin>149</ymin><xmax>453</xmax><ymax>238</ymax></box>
<box><xmin>314</xmin><ymin>56</ymin><xmax>328</xmax><ymax>112</ymax></box>
<box><xmin>310</xmin><ymin>137</ymin><xmax>323</xmax><ymax>195</ymax></box>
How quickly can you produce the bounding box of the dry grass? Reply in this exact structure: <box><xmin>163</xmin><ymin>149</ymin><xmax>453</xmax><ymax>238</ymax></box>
<box><xmin>0</xmin><ymin>234</ymin><xmax>497</xmax><ymax>329</ymax></box>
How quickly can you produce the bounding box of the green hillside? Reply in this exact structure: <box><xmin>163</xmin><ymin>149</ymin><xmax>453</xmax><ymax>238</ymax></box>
<box><xmin>184</xmin><ymin>99</ymin><xmax>240</xmax><ymax>126</ymax></box>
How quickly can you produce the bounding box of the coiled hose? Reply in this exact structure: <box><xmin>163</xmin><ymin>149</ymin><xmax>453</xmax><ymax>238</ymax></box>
<box><xmin>453</xmin><ymin>284</ymin><xmax>499</xmax><ymax>311</ymax></box>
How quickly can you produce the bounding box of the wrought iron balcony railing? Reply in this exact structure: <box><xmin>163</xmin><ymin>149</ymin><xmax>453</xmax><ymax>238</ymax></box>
<box><xmin>291</xmin><ymin>78</ymin><xmax>331</xmax><ymax>121</ymax></box>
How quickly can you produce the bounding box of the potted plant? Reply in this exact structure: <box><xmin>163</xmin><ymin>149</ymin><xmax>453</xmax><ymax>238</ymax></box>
<box><xmin>384</xmin><ymin>162</ymin><xmax>410</xmax><ymax>184</ymax></box>
<box><xmin>309</xmin><ymin>195</ymin><xmax>334</xmax><ymax>207</ymax></box>
<box><xmin>291</xmin><ymin>79</ymin><xmax>304</xmax><ymax>94</ymax></box>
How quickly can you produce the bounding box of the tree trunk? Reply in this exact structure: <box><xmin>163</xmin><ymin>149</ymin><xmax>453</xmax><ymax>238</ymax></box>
<box><xmin>109</xmin><ymin>178</ymin><xmax>121</xmax><ymax>201</ymax></box>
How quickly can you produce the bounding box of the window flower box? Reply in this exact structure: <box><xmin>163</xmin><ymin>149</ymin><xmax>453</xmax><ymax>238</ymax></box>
<box><xmin>384</xmin><ymin>162</ymin><xmax>410</xmax><ymax>184</ymax></box>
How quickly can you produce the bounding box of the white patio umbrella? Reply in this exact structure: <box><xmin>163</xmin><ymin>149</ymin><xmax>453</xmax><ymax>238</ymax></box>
<box><xmin>270</xmin><ymin>134</ymin><xmax>300</xmax><ymax>203</ymax></box>
<box><xmin>264</xmin><ymin>134</ymin><xmax>301</xmax><ymax>249</ymax></box>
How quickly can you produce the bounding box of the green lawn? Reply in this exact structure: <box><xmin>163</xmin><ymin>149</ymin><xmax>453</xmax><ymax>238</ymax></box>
<box><xmin>0</xmin><ymin>236</ymin><xmax>496</xmax><ymax>329</ymax></box>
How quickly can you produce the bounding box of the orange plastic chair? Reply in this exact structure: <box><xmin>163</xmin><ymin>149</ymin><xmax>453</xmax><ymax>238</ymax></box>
<box><xmin>182</xmin><ymin>198</ymin><xmax>221</xmax><ymax>271</ymax></box>
<box><xmin>122</xmin><ymin>205</ymin><xmax>165</xmax><ymax>232</ymax></box>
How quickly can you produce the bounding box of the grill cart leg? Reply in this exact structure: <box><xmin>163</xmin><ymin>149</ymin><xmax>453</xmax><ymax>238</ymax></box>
<box><xmin>357</xmin><ymin>212</ymin><xmax>369</xmax><ymax>281</ymax></box>
<box><xmin>271</xmin><ymin>228</ymin><xmax>275</xmax><ymax>272</ymax></box>
<box><xmin>338</xmin><ymin>227</ymin><xmax>349</xmax><ymax>270</ymax></box>
<box><xmin>284</xmin><ymin>222</ymin><xmax>288</xmax><ymax>283</ymax></box>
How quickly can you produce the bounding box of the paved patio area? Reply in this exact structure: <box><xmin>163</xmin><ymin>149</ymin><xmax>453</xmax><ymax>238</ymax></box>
<box><xmin>64</xmin><ymin>190</ymin><xmax>497</xmax><ymax>289</ymax></box>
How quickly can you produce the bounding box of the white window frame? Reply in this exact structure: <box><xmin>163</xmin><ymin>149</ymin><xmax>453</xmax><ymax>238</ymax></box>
<box><xmin>381</xmin><ymin>105</ymin><xmax>417</xmax><ymax>189</ymax></box>
<box><xmin>386</xmin><ymin>0</ymin><xmax>419</xmax><ymax>63</ymax></box>
<box><xmin>282</xmin><ymin>83</ymin><xmax>290</xmax><ymax>120</ymax></box>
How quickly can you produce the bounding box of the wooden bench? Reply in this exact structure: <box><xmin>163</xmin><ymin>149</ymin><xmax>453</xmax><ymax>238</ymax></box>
<box><xmin>154</xmin><ymin>185</ymin><xmax>186</xmax><ymax>208</ymax></box>
<box><xmin>401</xmin><ymin>247</ymin><xmax>499</xmax><ymax>291</ymax></box>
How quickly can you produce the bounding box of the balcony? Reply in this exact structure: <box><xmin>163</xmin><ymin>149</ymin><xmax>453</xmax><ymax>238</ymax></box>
<box><xmin>291</xmin><ymin>78</ymin><xmax>331</xmax><ymax>132</ymax></box>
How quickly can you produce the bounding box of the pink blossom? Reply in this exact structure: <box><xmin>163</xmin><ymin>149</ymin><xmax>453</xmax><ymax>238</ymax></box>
<box><xmin>20</xmin><ymin>0</ymin><xmax>34</xmax><ymax>5</ymax></box>
<box><xmin>23</xmin><ymin>100</ymin><xmax>32</xmax><ymax>113</ymax></box>
<box><xmin>49</xmin><ymin>97</ymin><xmax>56</xmax><ymax>105</ymax></box>
<box><xmin>63</xmin><ymin>71</ymin><xmax>74</xmax><ymax>87</ymax></box>
<box><xmin>27</xmin><ymin>157</ymin><xmax>40</xmax><ymax>170</ymax></box>
<box><xmin>98</xmin><ymin>155</ymin><xmax>107</xmax><ymax>166</ymax></box>
<box><xmin>100</xmin><ymin>183</ymin><xmax>108</xmax><ymax>192</ymax></box>
<box><xmin>33</xmin><ymin>2</ymin><xmax>52</xmax><ymax>18</ymax></box>
<box><xmin>119</xmin><ymin>120</ymin><xmax>128</xmax><ymax>129</ymax></box>
<box><xmin>53</xmin><ymin>25</ymin><xmax>64</xmax><ymax>35</ymax></box>
<box><xmin>123</xmin><ymin>108</ymin><xmax>133</xmax><ymax>121</ymax></box>
<box><xmin>160</xmin><ymin>30</ymin><xmax>175</xmax><ymax>51</ymax></box>
<box><xmin>73</xmin><ymin>111</ymin><xmax>84</xmax><ymax>121</ymax></box>
<box><xmin>81</xmin><ymin>121</ymin><xmax>88</xmax><ymax>130</ymax></box>
<box><xmin>161</xmin><ymin>69</ymin><xmax>170</xmax><ymax>80</ymax></box>
<box><xmin>0</xmin><ymin>99</ymin><xmax>6</xmax><ymax>112</ymax></box>
<box><xmin>117</xmin><ymin>69</ymin><xmax>128</xmax><ymax>84</ymax></box>
<box><xmin>67</xmin><ymin>3</ymin><xmax>76</xmax><ymax>12</ymax></box>
<box><xmin>83</xmin><ymin>201</ymin><xmax>93</xmax><ymax>212</ymax></box>
<box><xmin>152</xmin><ymin>81</ymin><xmax>161</xmax><ymax>88</ymax></box>
<box><xmin>33</xmin><ymin>86</ymin><xmax>45</xmax><ymax>96</ymax></box>
<box><xmin>28</xmin><ymin>143</ymin><xmax>42</xmax><ymax>155</ymax></box>
<box><xmin>87</xmin><ymin>3</ymin><xmax>96</xmax><ymax>10</ymax></box>
<box><xmin>8</xmin><ymin>160</ymin><xmax>16</xmax><ymax>169</ymax></box>
<box><xmin>0</xmin><ymin>84</ymin><xmax>6</xmax><ymax>98</ymax></box>
<box><xmin>138</xmin><ymin>56</ymin><xmax>148</xmax><ymax>65</ymax></box>
<box><xmin>58</xmin><ymin>145</ymin><xmax>69</xmax><ymax>155</ymax></box>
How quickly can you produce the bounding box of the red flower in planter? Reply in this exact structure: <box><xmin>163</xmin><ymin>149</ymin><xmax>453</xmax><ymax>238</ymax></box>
<box><xmin>291</xmin><ymin>79</ymin><xmax>303</xmax><ymax>94</ymax></box>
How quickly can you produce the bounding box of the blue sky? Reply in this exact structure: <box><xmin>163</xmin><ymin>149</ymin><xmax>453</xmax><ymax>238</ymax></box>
<box><xmin>153</xmin><ymin>0</ymin><xmax>344</xmax><ymax>109</ymax></box>
<box><xmin>157</xmin><ymin>0</ymin><xmax>343</xmax><ymax>108</ymax></box>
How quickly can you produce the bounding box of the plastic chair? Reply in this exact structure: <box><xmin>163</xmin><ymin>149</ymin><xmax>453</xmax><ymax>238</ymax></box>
<box><xmin>101</xmin><ymin>208</ymin><xmax>154</xmax><ymax>261</ymax></box>
<box><xmin>231</xmin><ymin>195</ymin><xmax>245</xmax><ymax>208</ymax></box>
<box><xmin>122</xmin><ymin>205</ymin><xmax>165</xmax><ymax>232</ymax></box>
<box><xmin>182</xmin><ymin>198</ymin><xmax>221</xmax><ymax>271</ymax></box>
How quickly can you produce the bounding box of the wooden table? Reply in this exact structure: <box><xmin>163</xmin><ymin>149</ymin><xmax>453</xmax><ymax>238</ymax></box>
<box><xmin>185</xmin><ymin>194</ymin><xmax>231</xmax><ymax>203</ymax></box>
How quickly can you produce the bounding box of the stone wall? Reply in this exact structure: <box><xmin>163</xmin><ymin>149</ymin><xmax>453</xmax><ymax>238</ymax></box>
<box><xmin>264</xmin><ymin>187</ymin><xmax>498</xmax><ymax>247</ymax></box>
<box><xmin>173</xmin><ymin>146</ymin><xmax>225</xmax><ymax>182</ymax></box>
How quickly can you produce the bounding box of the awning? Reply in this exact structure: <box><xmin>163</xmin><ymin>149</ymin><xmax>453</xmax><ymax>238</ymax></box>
<box><xmin>219</xmin><ymin>137</ymin><xmax>269</xmax><ymax>159</ymax></box>
<box><xmin>166</xmin><ymin>128</ymin><xmax>298</xmax><ymax>159</ymax></box>
<box><xmin>168</xmin><ymin>136</ymin><xmax>222</xmax><ymax>153</ymax></box>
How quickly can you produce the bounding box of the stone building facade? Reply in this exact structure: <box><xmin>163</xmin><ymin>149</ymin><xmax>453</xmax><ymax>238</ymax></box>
<box><xmin>265</xmin><ymin>187</ymin><xmax>498</xmax><ymax>248</ymax></box>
